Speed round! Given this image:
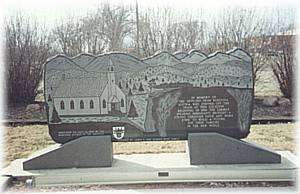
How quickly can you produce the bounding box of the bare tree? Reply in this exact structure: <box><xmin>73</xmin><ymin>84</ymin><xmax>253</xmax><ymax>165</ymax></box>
<box><xmin>170</xmin><ymin>20</ymin><xmax>206</xmax><ymax>51</ymax></box>
<box><xmin>81</xmin><ymin>13</ymin><xmax>107</xmax><ymax>54</ymax></box>
<box><xmin>135</xmin><ymin>1</ymin><xmax>140</xmax><ymax>56</ymax></box>
<box><xmin>135</xmin><ymin>7</ymin><xmax>207</xmax><ymax>57</ymax></box>
<box><xmin>5</xmin><ymin>15</ymin><xmax>51</xmax><ymax>104</ymax></box>
<box><xmin>206</xmin><ymin>7</ymin><xmax>274</xmax><ymax>87</ymax></box>
<box><xmin>135</xmin><ymin>13</ymin><xmax>158</xmax><ymax>56</ymax></box>
<box><xmin>101</xmin><ymin>4</ymin><xmax>133</xmax><ymax>51</ymax></box>
<box><xmin>53</xmin><ymin>4</ymin><xmax>133</xmax><ymax>55</ymax></box>
<box><xmin>53</xmin><ymin>15</ymin><xmax>107</xmax><ymax>56</ymax></box>
<box><xmin>53</xmin><ymin>19</ymin><xmax>86</xmax><ymax>56</ymax></box>
<box><xmin>269</xmin><ymin>33</ymin><xmax>295</xmax><ymax>100</ymax></box>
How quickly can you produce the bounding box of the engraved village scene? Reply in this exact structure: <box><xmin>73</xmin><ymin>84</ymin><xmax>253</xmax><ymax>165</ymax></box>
<box><xmin>45</xmin><ymin>48</ymin><xmax>253</xmax><ymax>143</ymax></box>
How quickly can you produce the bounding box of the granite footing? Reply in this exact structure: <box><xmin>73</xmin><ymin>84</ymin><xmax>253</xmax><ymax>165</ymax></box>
<box><xmin>23</xmin><ymin>135</ymin><xmax>112</xmax><ymax>170</ymax></box>
<box><xmin>188</xmin><ymin>133</ymin><xmax>281</xmax><ymax>165</ymax></box>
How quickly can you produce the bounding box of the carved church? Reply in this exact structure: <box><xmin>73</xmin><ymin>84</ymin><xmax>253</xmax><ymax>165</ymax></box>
<box><xmin>50</xmin><ymin>59</ymin><xmax>127</xmax><ymax>118</ymax></box>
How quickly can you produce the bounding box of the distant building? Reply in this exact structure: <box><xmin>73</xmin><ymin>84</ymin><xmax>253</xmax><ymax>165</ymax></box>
<box><xmin>248</xmin><ymin>29</ymin><xmax>296</xmax><ymax>55</ymax></box>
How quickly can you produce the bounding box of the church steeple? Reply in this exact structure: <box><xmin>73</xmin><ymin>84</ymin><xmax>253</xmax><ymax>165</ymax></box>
<box><xmin>107</xmin><ymin>57</ymin><xmax>117</xmax><ymax>101</ymax></box>
<box><xmin>108</xmin><ymin>58</ymin><xmax>115</xmax><ymax>84</ymax></box>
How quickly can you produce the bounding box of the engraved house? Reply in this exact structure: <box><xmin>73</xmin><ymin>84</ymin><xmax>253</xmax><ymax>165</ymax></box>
<box><xmin>50</xmin><ymin>59</ymin><xmax>127</xmax><ymax>118</ymax></box>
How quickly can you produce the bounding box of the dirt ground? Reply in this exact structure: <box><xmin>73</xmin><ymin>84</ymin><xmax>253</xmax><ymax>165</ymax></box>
<box><xmin>6</xmin><ymin>181</ymin><xmax>296</xmax><ymax>192</ymax></box>
<box><xmin>3</xmin><ymin>123</ymin><xmax>295</xmax><ymax>167</ymax></box>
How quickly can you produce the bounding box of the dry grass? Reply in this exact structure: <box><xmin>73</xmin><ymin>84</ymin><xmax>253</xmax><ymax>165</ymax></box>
<box><xmin>3</xmin><ymin>123</ymin><xmax>295</xmax><ymax>167</ymax></box>
<box><xmin>3</xmin><ymin>125</ymin><xmax>54</xmax><ymax>167</ymax></box>
<box><xmin>246</xmin><ymin>123</ymin><xmax>295</xmax><ymax>153</ymax></box>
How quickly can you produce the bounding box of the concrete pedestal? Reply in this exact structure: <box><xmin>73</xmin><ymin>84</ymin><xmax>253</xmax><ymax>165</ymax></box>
<box><xmin>23</xmin><ymin>136</ymin><xmax>113</xmax><ymax>170</ymax></box>
<box><xmin>1</xmin><ymin>151</ymin><xmax>296</xmax><ymax>187</ymax></box>
<box><xmin>188</xmin><ymin>133</ymin><xmax>281</xmax><ymax>165</ymax></box>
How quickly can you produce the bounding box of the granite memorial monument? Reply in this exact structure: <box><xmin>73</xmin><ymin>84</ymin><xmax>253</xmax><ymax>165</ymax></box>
<box><xmin>23</xmin><ymin>48</ymin><xmax>281</xmax><ymax>170</ymax></box>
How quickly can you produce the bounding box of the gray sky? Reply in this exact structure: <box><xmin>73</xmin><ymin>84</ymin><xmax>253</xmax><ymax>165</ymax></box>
<box><xmin>2</xmin><ymin>0</ymin><xmax>298</xmax><ymax>29</ymax></box>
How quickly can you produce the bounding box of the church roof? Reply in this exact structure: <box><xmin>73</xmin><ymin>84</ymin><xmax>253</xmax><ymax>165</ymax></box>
<box><xmin>53</xmin><ymin>77</ymin><xmax>108</xmax><ymax>98</ymax></box>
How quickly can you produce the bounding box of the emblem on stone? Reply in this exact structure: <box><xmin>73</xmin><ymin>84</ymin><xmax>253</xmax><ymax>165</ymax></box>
<box><xmin>113</xmin><ymin>126</ymin><xmax>125</xmax><ymax>140</ymax></box>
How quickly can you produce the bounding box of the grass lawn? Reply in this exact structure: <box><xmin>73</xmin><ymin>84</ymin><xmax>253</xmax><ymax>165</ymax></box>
<box><xmin>3</xmin><ymin>123</ymin><xmax>295</xmax><ymax>167</ymax></box>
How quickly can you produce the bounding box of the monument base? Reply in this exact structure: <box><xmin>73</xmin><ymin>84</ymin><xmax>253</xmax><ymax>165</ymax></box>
<box><xmin>188</xmin><ymin>133</ymin><xmax>281</xmax><ymax>165</ymax></box>
<box><xmin>23</xmin><ymin>136</ymin><xmax>113</xmax><ymax>170</ymax></box>
<box><xmin>1</xmin><ymin>151</ymin><xmax>296</xmax><ymax>187</ymax></box>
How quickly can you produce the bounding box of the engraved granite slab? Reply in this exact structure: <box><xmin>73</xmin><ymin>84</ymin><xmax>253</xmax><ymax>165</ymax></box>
<box><xmin>44</xmin><ymin>48</ymin><xmax>253</xmax><ymax>143</ymax></box>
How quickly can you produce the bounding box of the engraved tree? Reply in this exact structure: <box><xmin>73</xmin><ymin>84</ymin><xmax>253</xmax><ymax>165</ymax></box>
<box><xmin>132</xmin><ymin>83</ymin><xmax>137</xmax><ymax>90</ymax></box>
<box><xmin>138</xmin><ymin>82</ymin><xmax>144</xmax><ymax>91</ymax></box>
<box><xmin>156</xmin><ymin>90</ymin><xmax>181</xmax><ymax>137</ymax></box>
<box><xmin>128</xmin><ymin>88</ymin><xmax>133</xmax><ymax>96</ymax></box>
<box><xmin>128</xmin><ymin>100</ymin><xmax>138</xmax><ymax>118</ymax></box>
<box><xmin>51</xmin><ymin>105</ymin><xmax>61</xmax><ymax>123</ymax></box>
<box><xmin>148</xmin><ymin>79</ymin><xmax>156</xmax><ymax>93</ymax></box>
<box><xmin>227</xmin><ymin>89</ymin><xmax>252</xmax><ymax>131</ymax></box>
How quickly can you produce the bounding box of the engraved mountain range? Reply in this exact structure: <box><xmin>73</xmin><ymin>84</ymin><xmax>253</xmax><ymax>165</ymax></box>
<box><xmin>44</xmin><ymin>48</ymin><xmax>253</xmax><ymax>101</ymax></box>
